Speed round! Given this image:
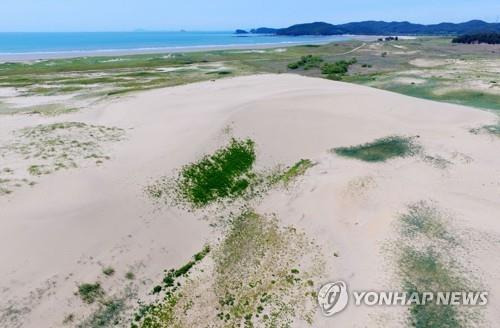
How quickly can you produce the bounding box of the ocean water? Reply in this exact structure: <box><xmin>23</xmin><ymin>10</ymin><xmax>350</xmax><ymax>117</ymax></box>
<box><xmin>0</xmin><ymin>31</ymin><xmax>351</xmax><ymax>55</ymax></box>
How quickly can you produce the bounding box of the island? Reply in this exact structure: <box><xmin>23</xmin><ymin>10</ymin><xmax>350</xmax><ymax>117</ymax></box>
<box><xmin>247</xmin><ymin>20</ymin><xmax>500</xmax><ymax>36</ymax></box>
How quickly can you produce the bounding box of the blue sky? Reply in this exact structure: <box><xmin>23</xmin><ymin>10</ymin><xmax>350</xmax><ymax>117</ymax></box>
<box><xmin>1</xmin><ymin>0</ymin><xmax>499</xmax><ymax>32</ymax></box>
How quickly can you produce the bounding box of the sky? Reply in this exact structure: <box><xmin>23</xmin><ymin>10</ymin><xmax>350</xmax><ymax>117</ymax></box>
<box><xmin>1</xmin><ymin>0</ymin><xmax>499</xmax><ymax>32</ymax></box>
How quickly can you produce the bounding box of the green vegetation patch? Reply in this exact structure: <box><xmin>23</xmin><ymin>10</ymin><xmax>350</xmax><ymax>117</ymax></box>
<box><xmin>132</xmin><ymin>245</ymin><xmax>211</xmax><ymax>327</ymax></box>
<box><xmin>287</xmin><ymin>55</ymin><xmax>324</xmax><ymax>70</ymax></box>
<box><xmin>287</xmin><ymin>55</ymin><xmax>356</xmax><ymax>80</ymax></box>
<box><xmin>375</xmin><ymin>82</ymin><xmax>500</xmax><ymax>112</ymax></box>
<box><xmin>481</xmin><ymin>124</ymin><xmax>500</xmax><ymax>136</ymax></box>
<box><xmin>78</xmin><ymin>283</ymin><xmax>105</xmax><ymax>304</ymax></box>
<box><xmin>0</xmin><ymin>122</ymin><xmax>124</xmax><ymax>195</ymax></box>
<box><xmin>321</xmin><ymin>58</ymin><xmax>357</xmax><ymax>80</ymax></box>
<box><xmin>102</xmin><ymin>267</ymin><xmax>115</xmax><ymax>277</ymax></box>
<box><xmin>78</xmin><ymin>298</ymin><xmax>125</xmax><ymax>328</ymax></box>
<box><xmin>131</xmin><ymin>212</ymin><xmax>322</xmax><ymax>327</ymax></box>
<box><xmin>213</xmin><ymin>211</ymin><xmax>321</xmax><ymax>327</ymax></box>
<box><xmin>23</xmin><ymin>103</ymin><xmax>76</xmax><ymax>116</ymax></box>
<box><xmin>0</xmin><ymin>175</ymin><xmax>35</xmax><ymax>195</ymax></box>
<box><xmin>422</xmin><ymin>154</ymin><xmax>453</xmax><ymax>170</ymax></box>
<box><xmin>177</xmin><ymin>137</ymin><xmax>255</xmax><ymax>205</ymax></box>
<box><xmin>27</xmin><ymin>164</ymin><xmax>49</xmax><ymax>176</ymax></box>
<box><xmin>399</xmin><ymin>247</ymin><xmax>465</xmax><ymax>328</ymax></box>
<box><xmin>400</xmin><ymin>201</ymin><xmax>454</xmax><ymax>242</ymax></box>
<box><xmin>206</xmin><ymin>70</ymin><xmax>233</xmax><ymax>76</ymax></box>
<box><xmin>470</xmin><ymin>123</ymin><xmax>500</xmax><ymax>137</ymax></box>
<box><xmin>147</xmin><ymin>138</ymin><xmax>256</xmax><ymax>207</ymax></box>
<box><xmin>333</xmin><ymin>136</ymin><xmax>420</xmax><ymax>162</ymax></box>
<box><xmin>271</xmin><ymin>159</ymin><xmax>315</xmax><ymax>186</ymax></box>
<box><xmin>395</xmin><ymin>201</ymin><xmax>479</xmax><ymax>328</ymax></box>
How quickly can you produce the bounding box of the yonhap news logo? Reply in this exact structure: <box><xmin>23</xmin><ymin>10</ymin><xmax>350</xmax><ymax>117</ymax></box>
<box><xmin>317</xmin><ymin>280</ymin><xmax>488</xmax><ymax>317</ymax></box>
<box><xmin>317</xmin><ymin>281</ymin><xmax>349</xmax><ymax>316</ymax></box>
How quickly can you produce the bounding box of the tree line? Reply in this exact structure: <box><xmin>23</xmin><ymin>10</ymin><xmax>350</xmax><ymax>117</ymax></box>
<box><xmin>452</xmin><ymin>32</ymin><xmax>500</xmax><ymax>44</ymax></box>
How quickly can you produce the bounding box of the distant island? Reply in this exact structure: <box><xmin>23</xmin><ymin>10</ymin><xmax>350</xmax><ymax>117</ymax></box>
<box><xmin>452</xmin><ymin>32</ymin><xmax>500</xmax><ymax>44</ymax></box>
<box><xmin>244</xmin><ymin>20</ymin><xmax>500</xmax><ymax>36</ymax></box>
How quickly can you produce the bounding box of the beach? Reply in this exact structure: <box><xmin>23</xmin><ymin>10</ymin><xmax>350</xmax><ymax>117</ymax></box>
<box><xmin>1</xmin><ymin>74</ymin><xmax>499</xmax><ymax>327</ymax></box>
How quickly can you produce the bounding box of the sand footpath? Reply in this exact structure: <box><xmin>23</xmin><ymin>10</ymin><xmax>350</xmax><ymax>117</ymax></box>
<box><xmin>1</xmin><ymin>74</ymin><xmax>499</xmax><ymax>327</ymax></box>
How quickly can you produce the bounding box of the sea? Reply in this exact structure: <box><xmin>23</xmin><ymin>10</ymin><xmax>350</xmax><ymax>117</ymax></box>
<box><xmin>0</xmin><ymin>31</ymin><xmax>352</xmax><ymax>58</ymax></box>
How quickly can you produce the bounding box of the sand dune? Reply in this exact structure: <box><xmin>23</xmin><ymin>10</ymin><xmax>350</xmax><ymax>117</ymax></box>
<box><xmin>1</xmin><ymin>74</ymin><xmax>499</xmax><ymax>327</ymax></box>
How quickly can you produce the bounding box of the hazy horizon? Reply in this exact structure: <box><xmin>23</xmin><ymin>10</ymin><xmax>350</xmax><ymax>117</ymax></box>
<box><xmin>1</xmin><ymin>0</ymin><xmax>499</xmax><ymax>32</ymax></box>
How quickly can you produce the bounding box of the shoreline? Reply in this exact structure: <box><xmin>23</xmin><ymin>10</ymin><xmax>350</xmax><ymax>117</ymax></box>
<box><xmin>0</xmin><ymin>35</ymin><xmax>400</xmax><ymax>62</ymax></box>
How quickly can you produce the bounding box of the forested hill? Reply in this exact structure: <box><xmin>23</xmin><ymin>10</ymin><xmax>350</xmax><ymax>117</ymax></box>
<box><xmin>248</xmin><ymin>20</ymin><xmax>500</xmax><ymax>36</ymax></box>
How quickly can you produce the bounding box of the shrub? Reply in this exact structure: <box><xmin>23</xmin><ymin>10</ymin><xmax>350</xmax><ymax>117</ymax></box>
<box><xmin>321</xmin><ymin>58</ymin><xmax>356</xmax><ymax>76</ymax></box>
<box><xmin>78</xmin><ymin>283</ymin><xmax>105</xmax><ymax>304</ymax></box>
<box><xmin>152</xmin><ymin>285</ymin><xmax>162</xmax><ymax>294</ymax></box>
<box><xmin>102</xmin><ymin>267</ymin><xmax>115</xmax><ymax>276</ymax></box>
<box><xmin>287</xmin><ymin>55</ymin><xmax>323</xmax><ymax>70</ymax></box>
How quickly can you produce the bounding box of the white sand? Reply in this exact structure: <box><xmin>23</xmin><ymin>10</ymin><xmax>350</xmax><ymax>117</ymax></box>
<box><xmin>1</xmin><ymin>74</ymin><xmax>500</xmax><ymax>327</ymax></box>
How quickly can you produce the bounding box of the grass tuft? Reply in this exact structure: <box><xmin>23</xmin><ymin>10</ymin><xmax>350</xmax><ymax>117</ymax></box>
<box><xmin>78</xmin><ymin>283</ymin><xmax>105</xmax><ymax>304</ymax></box>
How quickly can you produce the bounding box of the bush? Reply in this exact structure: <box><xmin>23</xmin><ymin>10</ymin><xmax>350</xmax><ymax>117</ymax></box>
<box><xmin>287</xmin><ymin>55</ymin><xmax>323</xmax><ymax>70</ymax></box>
<box><xmin>152</xmin><ymin>285</ymin><xmax>162</xmax><ymax>294</ymax></box>
<box><xmin>321</xmin><ymin>58</ymin><xmax>357</xmax><ymax>76</ymax></box>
